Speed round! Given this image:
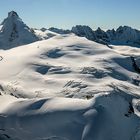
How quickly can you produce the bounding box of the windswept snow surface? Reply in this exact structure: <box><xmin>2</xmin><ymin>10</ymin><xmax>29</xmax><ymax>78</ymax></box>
<box><xmin>109</xmin><ymin>44</ymin><xmax>140</xmax><ymax>57</ymax></box>
<box><xmin>0</xmin><ymin>34</ymin><xmax>140</xmax><ymax>140</ymax></box>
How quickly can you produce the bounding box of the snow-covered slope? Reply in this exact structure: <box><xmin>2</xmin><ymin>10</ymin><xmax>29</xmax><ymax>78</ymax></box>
<box><xmin>0</xmin><ymin>11</ymin><xmax>39</xmax><ymax>49</ymax></box>
<box><xmin>0</xmin><ymin>34</ymin><xmax>140</xmax><ymax>139</ymax></box>
<box><xmin>34</xmin><ymin>28</ymin><xmax>59</xmax><ymax>40</ymax></box>
<box><xmin>109</xmin><ymin>44</ymin><xmax>140</xmax><ymax>57</ymax></box>
<box><xmin>0</xmin><ymin>93</ymin><xmax>140</xmax><ymax>140</ymax></box>
<box><xmin>0</xmin><ymin>34</ymin><xmax>139</xmax><ymax>98</ymax></box>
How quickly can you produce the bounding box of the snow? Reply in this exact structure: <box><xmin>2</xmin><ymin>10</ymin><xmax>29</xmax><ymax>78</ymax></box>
<box><xmin>109</xmin><ymin>44</ymin><xmax>140</xmax><ymax>57</ymax></box>
<box><xmin>0</xmin><ymin>93</ymin><xmax>140</xmax><ymax>140</ymax></box>
<box><xmin>0</xmin><ymin>34</ymin><xmax>140</xmax><ymax>139</ymax></box>
<box><xmin>0</xmin><ymin>11</ymin><xmax>140</xmax><ymax>140</ymax></box>
<box><xmin>34</xmin><ymin>29</ymin><xmax>59</xmax><ymax>40</ymax></box>
<box><xmin>0</xmin><ymin>34</ymin><xmax>139</xmax><ymax>98</ymax></box>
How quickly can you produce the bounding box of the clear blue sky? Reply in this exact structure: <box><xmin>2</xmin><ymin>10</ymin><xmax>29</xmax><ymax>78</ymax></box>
<box><xmin>0</xmin><ymin>0</ymin><xmax>140</xmax><ymax>30</ymax></box>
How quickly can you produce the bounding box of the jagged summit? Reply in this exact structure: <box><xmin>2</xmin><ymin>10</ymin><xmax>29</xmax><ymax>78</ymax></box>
<box><xmin>71</xmin><ymin>25</ymin><xmax>97</xmax><ymax>41</ymax></box>
<box><xmin>0</xmin><ymin>11</ymin><xmax>39</xmax><ymax>49</ymax></box>
<box><xmin>8</xmin><ymin>11</ymin><xmax>19</xmax><ymax>18</ymax></box>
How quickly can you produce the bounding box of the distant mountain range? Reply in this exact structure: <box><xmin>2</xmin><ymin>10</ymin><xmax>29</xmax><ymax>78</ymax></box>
<box><xmin>50</xmin><ymin>25</ymin><xmax>140</xmax><ymax>47</ymax></box>
<box><xmin>0</xmin><ymin>11</ymin><xmax>140</xmax><ymax>49</ymax></box>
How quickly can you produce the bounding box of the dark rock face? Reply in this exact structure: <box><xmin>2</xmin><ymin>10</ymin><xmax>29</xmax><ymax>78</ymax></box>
<box><xmin>9</xmin><ymin>23</ymin><xmax>18</xmax><ymax>42</ymax></box>
<box><xmin>40</xmin><ymin>27</ymin><xmax>47</xmax><ymax>32</ymax></box>
<box><xmin>95</xmin><ymin>27</ymin><xmax>108</xmax><ymax>39</ymax></box>
<box><xmin>131</xmin><ymin>56</ymin><xmax>140</xmax><ymax>73</ymax></box>
<box><xmin>71</xmin><ymin>25</ymin><xmax>97</xmax><ymax>41</ymax></box>
<box><xmin>8</xmin><ymin>11</ymin><xmax>19</xmax><ymax>18</ymax></box>
<box><xmin>94</xmin><ymin>27</ymin><xmax>110</xmax><ymax>44</ymax></box>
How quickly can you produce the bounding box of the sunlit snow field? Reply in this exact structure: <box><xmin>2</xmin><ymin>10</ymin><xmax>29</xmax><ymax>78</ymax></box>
<box><xmin>0</xmin><ymin>11</ymin><xmax>140</xmax><ymax>140</ymax></box>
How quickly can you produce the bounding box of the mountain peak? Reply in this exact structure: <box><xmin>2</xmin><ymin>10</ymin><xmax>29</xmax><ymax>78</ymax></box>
<box><xmin>0</xmin><ymin>11</ymin><xmax>39</xmax><ymax>49</ymax></box>
<box><xmin>8</xmin><ymin>11</ymin><xmax>19</xmax><ymax>18</ymax></box>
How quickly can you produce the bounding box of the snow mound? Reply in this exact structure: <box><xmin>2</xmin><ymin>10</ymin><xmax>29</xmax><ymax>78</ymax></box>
<box><xmin>0</xmin><ymin>35</ymin><xmax>140</xmax><ymax>99</ymax></box>
<box><xmin>0</xmin><ymin>92</ymin><xmax>140</xmax><ymax>140</ymax></box>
